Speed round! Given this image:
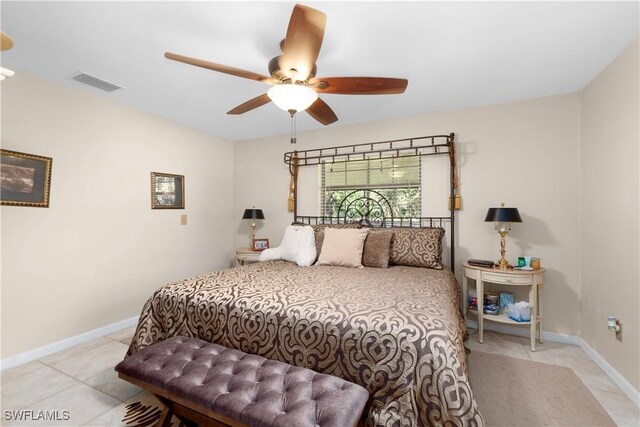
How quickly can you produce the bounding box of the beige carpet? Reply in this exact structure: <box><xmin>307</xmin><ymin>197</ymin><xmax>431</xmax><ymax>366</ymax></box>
<box><xmin>467</xmin><ymin>349</ymin><xmax>616</xmax><ymax>426</ymax></box>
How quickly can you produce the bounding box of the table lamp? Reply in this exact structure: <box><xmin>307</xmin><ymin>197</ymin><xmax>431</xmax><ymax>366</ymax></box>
<box><xmin>484</xmin><ymin>202</ymin><xmax>522</xmax><ymax>270</ymax></box>
<box><xmin>242</xmin><ymin>207</ymin><xmax>265</xmax><ymax>245</ymax></box>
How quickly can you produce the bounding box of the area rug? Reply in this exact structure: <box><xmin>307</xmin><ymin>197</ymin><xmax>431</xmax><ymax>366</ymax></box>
<box><xmin>467</xmin><ymin>349</ymin><xmax>616</xmax><ymax>426</ymax></box>
<box><xmin>107</xmin><ymin>392</ymin><xmax>184</xmax><ymax>427</ymax></box>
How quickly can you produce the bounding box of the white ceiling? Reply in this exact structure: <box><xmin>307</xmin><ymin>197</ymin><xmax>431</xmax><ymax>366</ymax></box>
<box><xmin>2</xmin><ymin>1</ymin><xmax>638</xmax><ymax>141</ymax></box>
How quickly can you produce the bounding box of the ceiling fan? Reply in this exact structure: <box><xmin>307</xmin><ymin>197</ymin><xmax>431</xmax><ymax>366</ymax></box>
<box><xmin>164</xmin><ymin>4</ymin><xmax>408</xmax><ymax>126</ymax></box>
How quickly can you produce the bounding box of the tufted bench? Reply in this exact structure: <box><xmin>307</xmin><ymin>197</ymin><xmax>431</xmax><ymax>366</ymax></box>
<box><xmin>115</xmin><ymin>336</ymin><xmax>369</xmax><ymax>427</ymax></box>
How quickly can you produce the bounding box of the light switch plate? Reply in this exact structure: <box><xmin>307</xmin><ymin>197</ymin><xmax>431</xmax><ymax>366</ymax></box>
<box><xmin>181</xmin><ymin>214</ymin><xmax>188</xmax><ymax>225</ymax></box>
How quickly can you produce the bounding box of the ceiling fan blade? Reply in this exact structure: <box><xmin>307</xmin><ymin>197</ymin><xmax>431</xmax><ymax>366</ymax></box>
<box><xmin>1</xmin><ymin>32</ymin><xmax>14</xmax><ymax>51</ymax></box>
<box><xmin>306</xmin><ymin>97</ymin><xmax>338</xmax><ymax>125</ymax></box>
<box><xmin>280</xmin><ymin>4</ymin><xmax>326</xmax><ymax>81</ymax></box>
<box><xmin>165</xmin><ymin>52</ymin><xmax>274</xmax><ymax>83</ymax></box>
<box><xmin>311</xmin><ymin>77</ymin><xmax>408</xmax><ymax>94</ymax></box>
<box><xmin>227</xmin><ymin>93</ymin><xmax>272</xmax><ymax>115</ymax></box>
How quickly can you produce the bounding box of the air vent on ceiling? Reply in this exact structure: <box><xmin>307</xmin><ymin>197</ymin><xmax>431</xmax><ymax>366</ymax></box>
<box><xmin>71</xmin><ymin>71</ymin><xmax>123</xmax><ymax>92</ymax></box>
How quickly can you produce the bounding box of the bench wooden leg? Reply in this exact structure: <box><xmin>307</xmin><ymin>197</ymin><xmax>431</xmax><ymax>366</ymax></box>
<box><xmin>156</xmin><ymin>405</ymin><xmax>174</xmax><ymax>427</ymax></box>
<box><xmin>174</xmin><ymin>413</ymin><xmax>198</xmax><ymax>427</ymax></box>
<box><xmin>155</xmin><ymin>394</ymin><xmax>228</xmax><ymax>427</ymax></box>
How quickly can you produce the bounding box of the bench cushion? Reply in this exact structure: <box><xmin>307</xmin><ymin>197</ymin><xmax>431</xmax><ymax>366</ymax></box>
<box><xmin>115</xmin><ymin>336</ymin><xmax>369</xmax><ymax>427</ymax></box>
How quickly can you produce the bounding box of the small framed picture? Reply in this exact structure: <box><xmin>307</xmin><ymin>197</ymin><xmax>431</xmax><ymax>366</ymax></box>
<box><xmin>252</xmin><ymin>238</ymin><xmax>269</xmax><ymax>252</ymax></box>
<box><xmin>151</xmin><ymin>172</ymin><xmax>184</xmax><ymax>209</ymax></box>
<box><xmin>1</xmin><ymin>149</ymin><xmax>52</xmax><ymax>207</ymax></box>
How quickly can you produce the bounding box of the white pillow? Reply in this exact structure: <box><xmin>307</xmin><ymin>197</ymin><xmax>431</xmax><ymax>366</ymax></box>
<box><xmin>259</xmin><ymin>247</ymin><xmax>282</xmax><ymax>261</ymax></box>
<box><xmin>258</xmin><ymin>225</ymin><xmax>316</xmax><ymax>267</ymax></box>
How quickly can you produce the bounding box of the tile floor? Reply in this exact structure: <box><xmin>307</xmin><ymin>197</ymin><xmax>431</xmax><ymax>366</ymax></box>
<box><xmin>1</xmin><ymin>327</ymin><xmax>140</xmax><ymax>426</ymax></box>
<box><xmin>1</xmin><ymin>326</ymin><xmax>638</xmax><ymax>426</ymax></box>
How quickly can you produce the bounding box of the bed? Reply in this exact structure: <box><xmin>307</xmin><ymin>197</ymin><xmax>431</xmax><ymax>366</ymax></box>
<box><xmin>127</xmin><ymin>134</ymin><xmax>482</xmax><ymax>425</ymax></box>
<box><xmin>128</xmin><ymin>258</ymin><xmax>481</xmax><ymax>426</ymax></box>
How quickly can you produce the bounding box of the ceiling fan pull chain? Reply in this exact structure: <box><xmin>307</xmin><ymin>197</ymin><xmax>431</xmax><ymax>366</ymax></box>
<box><xmin>290</xmin><ymin>110</ymin><xmax>297</xmax><ymax>144</ymax></box>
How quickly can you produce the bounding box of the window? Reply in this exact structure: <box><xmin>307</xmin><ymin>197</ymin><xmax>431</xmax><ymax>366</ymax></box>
<box><xmin>320</xmin><ymin>156</ymin><xmax>421</xmax><ymax>219</ymax></box>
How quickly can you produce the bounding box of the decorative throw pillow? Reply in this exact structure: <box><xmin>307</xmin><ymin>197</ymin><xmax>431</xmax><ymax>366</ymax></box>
<box><xmin>258</xmin><ymin>225</ymin><xmax>316</xmax><ymax>267</ymax></box>
<box><xmin>362</xmin><ymin>229</ymin><xmax>393</xmax><ymax>268</ymax></box>
<box><xmin>388</xmin><ymin>227</ymin><xmax>445</xmax><ymax>270</ymax></box>
<box><xmin>315</xmin><ymin>228</ymin><xmax>369</xmax><ymax>268</ymax></box>
<box><xmin>315</xmin><ymin>229</ymin><xmax>326</xmax><ymax>257</ymax></box>
<box><xmin>311</xmin><ymin>223</ymin><xmax>362</xmax><ymax>259</ymax></box>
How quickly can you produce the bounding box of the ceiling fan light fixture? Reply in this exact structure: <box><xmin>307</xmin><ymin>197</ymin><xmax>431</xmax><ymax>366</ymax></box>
<box><xmin>267</xmin><ymin>84</ymin><xmax>318</xmax><ymax>113</ymax></box>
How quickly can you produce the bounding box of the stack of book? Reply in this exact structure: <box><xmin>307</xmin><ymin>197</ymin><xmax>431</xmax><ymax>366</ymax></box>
<box><xmin>467</xmin><ymin>259</ymin><xmax>494</xmax><ymax>268</ymax></box>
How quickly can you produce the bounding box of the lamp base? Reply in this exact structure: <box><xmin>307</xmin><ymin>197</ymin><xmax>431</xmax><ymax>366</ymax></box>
<box><xmin>249</xmin><ymin>223</ymin><xmax>257</xmax><ymax>249</ymax></box>
<box><xmin>498</xmin><ymin>230</ymin><xmax>509</xmax><ymax>270</ymax></box>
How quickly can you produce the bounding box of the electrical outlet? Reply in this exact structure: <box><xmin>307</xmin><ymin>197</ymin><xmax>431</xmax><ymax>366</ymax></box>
<box><xmin>608</xmin><ymin>316</ymin><xmax>623</xmax><ymax>342</ymax></box>
<box><xmin>616</xmin><ymin>320</ymin><xmax>623</xmax><ymax>342</ymax></box>
<box><xmin>181</xmin><ymin>214</ymin><xmax>188</xmax><ymax>225</ymax></box>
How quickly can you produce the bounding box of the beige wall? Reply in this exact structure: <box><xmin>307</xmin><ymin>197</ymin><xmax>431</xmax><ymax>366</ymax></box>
<box><xmin>1</xmin><ymin>72</ymin><xmax>235</xmax><ymax>358</ymax></box>
<box><xmin>580</xmin><ymin>38</ymin><xmax>639</xmax><ymax>390</ymax></box>
<box><xmin>234</xmin><ymin>93</ymin><xmax>582</xmax><ymax>336</ymax></box>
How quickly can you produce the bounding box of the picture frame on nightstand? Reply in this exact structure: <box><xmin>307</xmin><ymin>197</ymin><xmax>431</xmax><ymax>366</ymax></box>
<box><xmin>252</xmin><ymin>238</ymin><xmax>269</xmax><ymax>252</ymax></box>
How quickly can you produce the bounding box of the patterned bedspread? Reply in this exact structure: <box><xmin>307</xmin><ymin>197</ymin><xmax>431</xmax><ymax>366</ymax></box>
<box><xmin>128</xmin><ymin>261</ymin><xmax>483</xmax><ymax>426</ymax></box>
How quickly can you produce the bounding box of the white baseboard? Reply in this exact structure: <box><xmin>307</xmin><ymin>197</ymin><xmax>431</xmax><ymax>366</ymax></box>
<box><xmin>0</xmin><ymin>315</ymin><xmax>139</xmax><ymax>372</ymax></box>
<box><xmin>465</xmin><ymin>319</ymin><xmax>581</xmax><ymax>345</ymax></box>
<box><xmin>580</xmin><ymin>338</ymin><xmax>640</xmax><ymax>408</ymax></box>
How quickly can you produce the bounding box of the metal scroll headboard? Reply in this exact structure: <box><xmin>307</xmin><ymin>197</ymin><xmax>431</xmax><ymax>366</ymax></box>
<box><xmin>339</xmin><ymin>189</ymin><xmax>392</xmax><ymax>226</ymax></box>
<box><xmin>284</xmin><ymin>133</ymin><xmax>457</xmax><ymax>267</ymax></box>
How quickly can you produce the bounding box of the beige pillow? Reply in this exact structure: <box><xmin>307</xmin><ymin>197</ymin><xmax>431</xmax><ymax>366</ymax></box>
<box><xmin>316</xmin><ymin>228</ymin><xmax>369</xmax><ymax>268</ymax></box>
<box><xmin>312</xmin><ymin>223</ymin><xmax>362</xmax><ymax>260</ymax></box>
<box><xmin>362</xmin><ymin>230</ymin><xmax>393</xmax><ymax>268</ymax></box>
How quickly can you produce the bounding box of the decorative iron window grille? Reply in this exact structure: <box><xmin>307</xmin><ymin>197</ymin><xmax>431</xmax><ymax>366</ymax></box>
<box><xmin>320</xmin><ymin>156</ymin><xmax>421</xmax><ymax>219</ymax></box>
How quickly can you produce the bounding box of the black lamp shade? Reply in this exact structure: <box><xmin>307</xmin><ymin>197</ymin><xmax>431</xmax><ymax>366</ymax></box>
<box><xmin>242</xmin><ymin>208</ymin><xmax>265</xmax><ymax>220</ymax></box>
<box><xmin>484</xmin><ymin>207</ymin><xmax>522</xmax><ymax>223</ymax></box>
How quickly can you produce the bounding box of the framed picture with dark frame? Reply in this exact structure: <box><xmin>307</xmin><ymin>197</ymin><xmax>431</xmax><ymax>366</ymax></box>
<box><xmin>151</xmin><ymin>172</ymin><xmax>184</xmax><ymax>209</ymax></box>
<box><xmin>1</xmin><ymin>149</ymin><xmax>52</xmax><ymax>208</ymax></box>
<box><xmin>252</xmin><ymin>238</ymin><xmax>269</xmax><ymax>252</ymax></box>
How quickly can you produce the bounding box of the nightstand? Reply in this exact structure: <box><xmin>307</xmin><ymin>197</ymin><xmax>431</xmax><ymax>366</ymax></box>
<box><xmin>236</xmin><ymin>248</ymin><xmax>261</xmax><ymax>266</ymax></box>
<box><xmin>463</xmin><ymin>263</ymin><xmax>545</xmax><ymax>351</ymax></box>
